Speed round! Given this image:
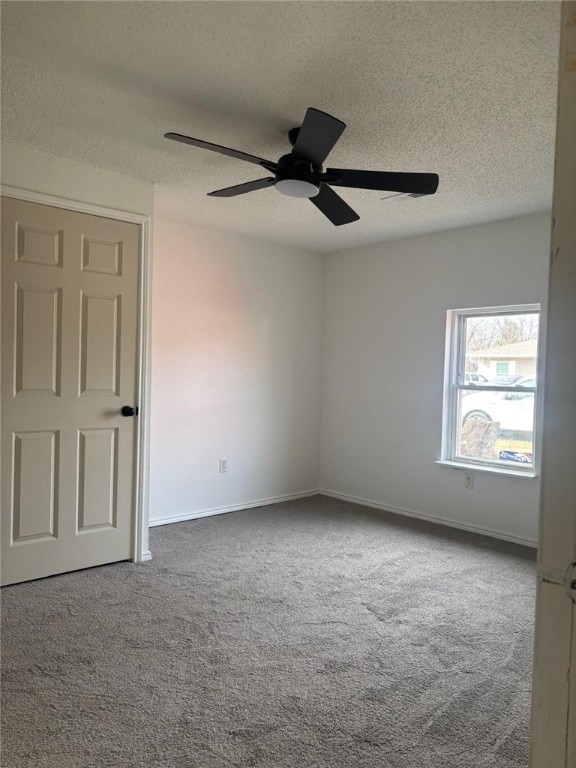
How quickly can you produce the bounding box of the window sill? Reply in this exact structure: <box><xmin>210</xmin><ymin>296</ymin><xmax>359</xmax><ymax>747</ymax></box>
<box><xmin>435</xmin><ymin>460</ymin><xmax>538</xmax><ymax>478</ymax></box>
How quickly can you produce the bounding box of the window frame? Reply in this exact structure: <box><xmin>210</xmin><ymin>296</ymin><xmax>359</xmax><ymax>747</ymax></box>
<box><xmin>440</xmin><ymin>303</ymin><xmax>542</xmax><ymax>477</ymax></box>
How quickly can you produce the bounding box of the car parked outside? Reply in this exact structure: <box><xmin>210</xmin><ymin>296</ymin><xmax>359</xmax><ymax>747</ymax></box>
<box><xmin>464</xmin><ymin>372</ymin><xmax>488</xmax><ymax>384</ymax></box>
<box><xmin>489</xmin><ymin>374</ymin><xmax>523</xmax><ymax>385</ymax></box>
<box><xmin>461</xmin><ymin>376</ymin><xmax>536</xmax><ymax>432</ymax></box>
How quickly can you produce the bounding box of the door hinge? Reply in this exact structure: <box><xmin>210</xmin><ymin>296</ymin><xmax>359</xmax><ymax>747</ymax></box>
<box><xmin>567</xmin><ymin>561</ymin><xmax>576</xmax><ymax>603</ymax></box>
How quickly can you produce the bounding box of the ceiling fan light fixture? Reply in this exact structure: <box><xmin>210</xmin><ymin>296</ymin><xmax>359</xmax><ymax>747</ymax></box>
<box><xmin>275</xmin><ymin>179</ymin><xmax>320</xmax><ymax>198</ymax></box>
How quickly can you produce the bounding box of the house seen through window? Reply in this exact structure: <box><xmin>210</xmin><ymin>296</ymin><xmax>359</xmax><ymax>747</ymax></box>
<box><xmin>442</xmin><ymin>305</ymin><xmax>541</xmax><ymax>472</ymax></box>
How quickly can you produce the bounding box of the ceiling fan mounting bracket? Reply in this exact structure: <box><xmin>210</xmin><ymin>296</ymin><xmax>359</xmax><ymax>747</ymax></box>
<box><xmin>288</xmin><ymin>126</ymin><xmax>301</xmax><ymax>147</ymax></box>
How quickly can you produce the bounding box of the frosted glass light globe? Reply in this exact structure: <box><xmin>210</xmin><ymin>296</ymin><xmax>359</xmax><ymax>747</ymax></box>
<box><xmin>275</xmin><ymin>179</ymin><xmax>320</xmax><ymax>198</ymax></box>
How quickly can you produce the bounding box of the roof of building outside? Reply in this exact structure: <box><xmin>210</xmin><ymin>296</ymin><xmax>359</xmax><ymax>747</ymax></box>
<box><xmin>468</xmin><ymin>339</ymin><xmax>538</xmax><ymax>359</ymax></box>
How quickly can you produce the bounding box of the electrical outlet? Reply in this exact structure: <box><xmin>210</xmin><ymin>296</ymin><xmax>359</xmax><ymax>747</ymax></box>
<box><xmin>219</xmin><ymin>458</ymin><xmax>228</xmax><ymax>473</ymax></box>
<box><xmin>464</xmin><ymin>472</ymin><xmax>474</xmax><ymax>490</ymax></box>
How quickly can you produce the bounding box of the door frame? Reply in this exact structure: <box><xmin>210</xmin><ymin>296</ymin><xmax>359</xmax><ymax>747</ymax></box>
<box><xmin>0</xmin><ymin>184</ymin><xmax>152</xmax><ymax>563</ymax></box>
<box><xmin>530</xmin><ymin>2</ymin><xmax>576</xmax><ymax>762</ymax></box>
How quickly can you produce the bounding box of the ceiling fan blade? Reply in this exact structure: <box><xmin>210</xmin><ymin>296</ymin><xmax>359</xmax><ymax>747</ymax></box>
<box><xmin>310</xmin><ymin>185</ymin><xmax>360</xmax><ymax>226</ymax></box>
<box><xmin>293</xmin><ymin>108</ymin><xmax>346</xmax><ymax>168</ymax></box>
<box><xmin>208</xmin><ymin>178</ymin><xmax>276</xmax><ymax>197</ymax></box>
<box><xmin>165</xmin><ymin>133</ymin><xmax>277</xmax><ymax>171</ymax></box>
<box><xmin>326</xmin><ymin>169</ymin><xmax>439</xmax><ymax>195</ymax></box>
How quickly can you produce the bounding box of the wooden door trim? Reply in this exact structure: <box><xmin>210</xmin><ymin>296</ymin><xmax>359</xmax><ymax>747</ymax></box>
<box><xmin>530</xmin><ymin>3</ymin><xmax>576</xmax><ymax>764</ymax></box>
<box><xmin>1</xmin><ymin>184</ymin><xmax>152</xmax><ymax>563</ymax></box>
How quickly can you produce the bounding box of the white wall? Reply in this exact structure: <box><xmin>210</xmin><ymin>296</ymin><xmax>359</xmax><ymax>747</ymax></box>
<box><xmin>1</xmin><ymin>142</ymin><xmax>154</xmax><ymax>215</ymax></box>
<box><xmin>320</xmin><ymin>213</ymin><xmax>550</xmax><ymax>545</ymax></box>
<box><xmin>149</xmin><ymin>218</ymin><xmax>324</xmax><ymax>525</ymax></box>
<box><xmin>2</xmin><ymin>143</ymin><xmax>549</xmax><ymax>545</ymax></box>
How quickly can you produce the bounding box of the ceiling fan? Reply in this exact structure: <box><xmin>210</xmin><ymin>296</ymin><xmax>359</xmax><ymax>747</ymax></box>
<box><xmin>165</xmin><ymin>107</ymin><xmax>439</xmax><ymax>226</ymax></box>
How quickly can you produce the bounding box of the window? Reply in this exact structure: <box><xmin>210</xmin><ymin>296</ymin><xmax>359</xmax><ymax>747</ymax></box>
<box><xmin>441</xmin><ymin>304</ymin><xmax>541</xmax><ymax>474</ymax></box>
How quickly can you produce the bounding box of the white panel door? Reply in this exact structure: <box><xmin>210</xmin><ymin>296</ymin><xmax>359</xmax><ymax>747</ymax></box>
<box><xmin>1</xmin><ymin>197</ymin><xmax>140</xmax><ymax>585</ymax></box>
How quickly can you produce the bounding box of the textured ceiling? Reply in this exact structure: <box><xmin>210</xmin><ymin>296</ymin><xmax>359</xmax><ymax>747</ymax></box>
<box><xmin>1</xmin><ymin>1</ymin><xmax>560</xmax><ymax>254</ymax></box>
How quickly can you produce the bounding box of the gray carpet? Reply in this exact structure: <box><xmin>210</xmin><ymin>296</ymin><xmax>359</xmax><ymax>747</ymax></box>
<box><xmin>1</xmin><ymin>495</ymin><xmax>536</xmax><ymax>768</ymax></box>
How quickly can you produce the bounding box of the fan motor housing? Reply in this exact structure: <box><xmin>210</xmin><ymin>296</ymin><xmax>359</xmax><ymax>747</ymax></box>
<box><xmin>275</xmin><ymin>153</ymin><xmax>319</xmax><ymax>183</ymax></box>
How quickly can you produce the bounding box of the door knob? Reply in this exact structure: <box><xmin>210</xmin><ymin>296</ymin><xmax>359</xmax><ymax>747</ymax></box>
<box><xmin>121</xmin><ymin>405</ymin><xmax>138</xmax><ymax>417</ymax></box>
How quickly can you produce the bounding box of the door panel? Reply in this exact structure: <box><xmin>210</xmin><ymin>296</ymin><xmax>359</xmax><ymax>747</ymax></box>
<box><xmin>81</xmin><ymin>236</ymin><xmax>122</xmax><ymax>275</ymax></box>
<box><xmin>16</xmin><ymin>222</ymin><xmax>63</xmax><ymax>267</ymax></box>
<box><xmin>15</xmin><ymin>284</ymin><xmax>62</xmax><ymax>395</ymax></box>
<box><xmin>12</xmin><ymin>430</ymin><xmax>59</xmax><ymax>541</ymax></box>
<box><xmin>1</xmin><ymin>197</ymin><xmax>140</xmax><ymax>585</ymax></box>
<box><xmin>77</xmin><ymin>428</ymin><xmax>118</xmax><ymax>531</ymax></box>
<box><xmin>79</xmin><ymin>291</ymin><xmax>121</xmax><ymax>395</ymax></box>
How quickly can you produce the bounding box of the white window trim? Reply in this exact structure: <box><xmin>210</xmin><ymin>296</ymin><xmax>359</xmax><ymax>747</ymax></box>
<box><xmin>435</xmin><ymin>459</ymin><xmax>538</xmax><ymax>478</ymax></box>
<box><xmin>440</xmin><ymin>303</ymin><xmax>542</xmax><ymax>478</ymax></box>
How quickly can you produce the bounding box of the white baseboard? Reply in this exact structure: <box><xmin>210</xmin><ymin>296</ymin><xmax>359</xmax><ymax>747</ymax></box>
<box><xmin>139</xmin><ymin>550</ymin><xmax>153</xmax><ymax>562</ymax></box>
<box><xmin>148</xmin><ymin>490</ymin><xmax>320</xmax><ymax>528</ymax></box>
<box><xmin>318</xmin><ymin>489</ymin><xmax>538</xmax><ymax>548</ymax></box>
<box><xmin>149</xmin><ymin>486</ymin><xmax>538</xmax><ymax>549</ymax></box>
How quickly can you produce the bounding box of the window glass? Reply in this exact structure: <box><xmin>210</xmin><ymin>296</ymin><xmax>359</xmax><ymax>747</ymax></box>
<box><xmin>444</xmin><ymin>307</ymin><xmax>540</xmax><ymax>471</ymax></box>
<box><xmin>457</xmin><ymin>390</ymin><xmax>535</xmax><ymax>465</ymax></box>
